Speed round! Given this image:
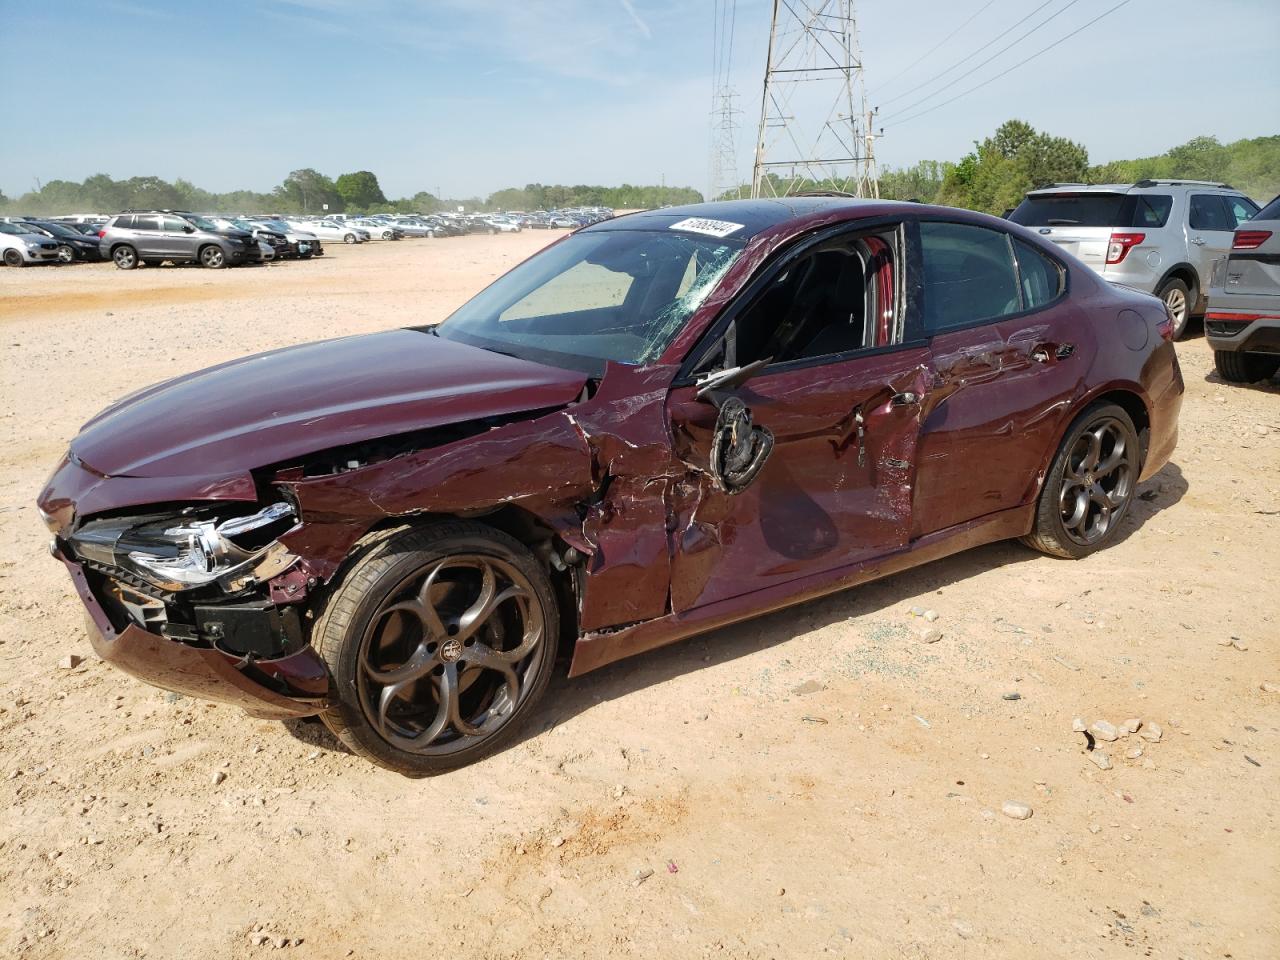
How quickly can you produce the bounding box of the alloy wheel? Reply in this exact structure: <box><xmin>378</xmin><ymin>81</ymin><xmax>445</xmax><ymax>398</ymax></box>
<box><xmin>112</xmin><ymin>246</ymin><xmax>136</xmax><ymax>269</ymax></box>
<box><xmin>1163</xmin><ymin>287</ymin><xmax>1187</xmax><ymax>331</ymax></box>
<box><xmin>57</xmin><ymin>245</ymin><xmax>75</xmax><ymax>263</ymax></box>
<box><xmin>201</xmin><ymin>247</ymin><xmax>225</xmax><ymax>268</ymax></box>
<box><xmin>356</xmin><ymin>554</ymin><xmax>547</xmax><ymax>756</ymax></box>
<box><xmin>1058</xmin><ymin>416</ymin><xmax>1135</xmax><ymax>546</ymax></box>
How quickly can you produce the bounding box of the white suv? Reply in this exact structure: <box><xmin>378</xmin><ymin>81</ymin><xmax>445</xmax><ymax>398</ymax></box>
<box><xmin>1009</xmin><ymin>180</ymin><xmax>1260</xmax><ymax>338</ymax></box>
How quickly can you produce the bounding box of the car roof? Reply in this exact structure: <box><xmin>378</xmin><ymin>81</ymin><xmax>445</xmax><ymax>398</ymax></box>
<box><xmin>585</xmin><ymin>197</ymin><xmax>924</xmax><ymax>241</ymax></box>
<box><xmin>1026</xmin><ymin>180</ymin><xmax>1238</xmax><ymax>197</ymax></box>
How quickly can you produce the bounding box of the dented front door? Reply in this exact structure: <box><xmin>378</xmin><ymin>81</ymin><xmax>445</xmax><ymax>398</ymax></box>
<box><xmin>665</xmin><ymin>347</ymin><xmax>933</xmax><ymax>613</ymax></box>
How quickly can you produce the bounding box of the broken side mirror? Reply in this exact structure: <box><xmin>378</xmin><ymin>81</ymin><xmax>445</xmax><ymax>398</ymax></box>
<box><xmin>693</xmin><ymin>357</ymin><xmax>775</xmax><ymax>494</ymax></box>
<box><xmin>694</xmin><ymin>356</ymin><xmax>772</xmax><ymax>404</ymax></box>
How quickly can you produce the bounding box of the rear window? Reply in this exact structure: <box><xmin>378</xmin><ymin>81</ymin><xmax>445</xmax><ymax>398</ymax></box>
<box><xmin>1255</xmin><ymin>195</ymin><xmax>1280</xmax><ymax>221</ymax></box>
<box><xmin>1009</xmin><ymin>193</ymin><xmax>1172</xmax><ymax>229</ymax></box>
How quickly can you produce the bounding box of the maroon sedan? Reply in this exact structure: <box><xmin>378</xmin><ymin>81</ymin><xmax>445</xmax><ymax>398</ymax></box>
<box><xmin>38</xmin><ymin>199</ymin><xmax>1183</xmax><ymax>774</ymax></box>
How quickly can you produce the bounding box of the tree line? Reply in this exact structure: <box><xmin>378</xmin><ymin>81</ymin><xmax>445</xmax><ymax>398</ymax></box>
<box><xmin>3</xmin><ymin>126</ymin><xmax>1274</xmax><ymax>218</ymax></box>
<box><xmin>0</xmin><ymin>168</ymin><xmax>702</xmax><ymax>217</ymax></box>
<box><xmin>725</xmin><ymin>125</ymin><xmax>1279</xmax><ymax>214</ymax></box>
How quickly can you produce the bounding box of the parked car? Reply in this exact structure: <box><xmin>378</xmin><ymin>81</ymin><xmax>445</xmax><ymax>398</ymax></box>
<box><xmin>1008</xmin><ymin>179</ymin><xmax>1261</xmax><ymax>338</ymax></box>
<box><xmin>483</xmin><ymin>216</ymin><xmax>522</xmax><ymax>234</ymax></box>
<box><xmin>0</xmin><ymin>221</ymin><xmax>62</xmax><ymax>266</ymax></box>
<box><xmin>350</xmin><ymin>218</ymin><xmax>402</xmax><ymax>240</ymax></box>
<box><xmin>389</xmin><ymin>217</ymin><xmax>437</xmax><ymax>238</ymax></box>
<box><xmin>38</xmin><ymin>198</ymin><xmax>1183</xmax><ymax>775</ymax></box>
<box><xmin>15</xmin><ymin>220</ymin><xmax>103</xmax><ymax>262</ymax></box>
<box><xmin>98</xmin><ymin>211</ymin><xmax>259</xmax><ymax>269</ymax></box>
<box><xmin>204</xmin><ymin>216</ymin><xmax>290</xmax><ymax>261</ymax></box>
<box><xmin>299</xmin><ymin>219</ymin><xmax>364</xmax><ymax>244</ymax></box>
<box><xmin>1205</xmin><ymin>194</ymin><xmax>1280</xmax><ymax>383</ymax></box>
<box><xmin>249</xmin><ymin>218</ymin><xmax>323</xmax><ymax>256</ymax></box>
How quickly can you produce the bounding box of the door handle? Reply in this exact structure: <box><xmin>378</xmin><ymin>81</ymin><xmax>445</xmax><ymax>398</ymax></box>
<box><xmin>1191</xmin><ymin>237</ymin><xmax>1206</xmax><ymax>246</ymax></box>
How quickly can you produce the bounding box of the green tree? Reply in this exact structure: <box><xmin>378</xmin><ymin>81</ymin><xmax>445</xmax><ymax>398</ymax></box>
<box><xmin>334</xmin><ymin>170</ymin><xmax>387</xmax><ymax>212</ymax></box>
<box><xmin>276</xmin><ymin>168</ymin><xmax>341</xmax><ymax>214</ymax></box>
<box><xmin>938</xmin><ymin>119</ymin><xmax>1089</xmax><ymax>214</ymax></box>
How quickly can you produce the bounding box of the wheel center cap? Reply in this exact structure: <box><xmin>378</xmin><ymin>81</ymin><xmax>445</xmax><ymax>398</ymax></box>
<box><xmin>1085</xmin><ymin>473</ymin><xmax>1095</xmax><ymax>485</ymax></box>
<box><xmin>440</xmin><ymin>638</ymin><xmax>462</xmax><ymax>662</ymax></box>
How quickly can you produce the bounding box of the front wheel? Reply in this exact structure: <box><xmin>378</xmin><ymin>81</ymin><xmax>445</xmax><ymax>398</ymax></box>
<box><xmin>1215</xmin><ymin>350</ymin><xmax>1280</xmax><ymax>384</ymax></box>
<box><xmin>112</xmin><ymin>245</ymin><xmax>138</xmax><ymax>270</ymax></box>
<box><xmin>343</xmin><ymin>233</ymin><xmax>357</xmax><ymax>244</ymax></box>
<box><xmin>315</xmin><ymin>521</ymin><xmax>559</xmax><ymax>776</ymax></box>
<box><xmin>1156</xmin><ymin>278</ymin><xmax>1192</xmax><ymax>340</ymax></box>
<box><xmin>1021</xmin><ymin>403</ymin><xmax>1140</xmax><ymax>559</ymax></box>
<box><xmin>199</xmin><ymin>245</ymin><xmax>226</xmax><ymax>269</ymax></box>
<box><xmin>57</xmin><ymin>244</ymin><xmax>75</xmax><ymax>264</ymax></box>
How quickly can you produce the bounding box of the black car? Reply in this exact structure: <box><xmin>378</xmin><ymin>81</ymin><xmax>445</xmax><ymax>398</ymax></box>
<box><xmin>18</xmin><ymin>220</ymin><xmax>103</xmax><ymax>262</ymax></box>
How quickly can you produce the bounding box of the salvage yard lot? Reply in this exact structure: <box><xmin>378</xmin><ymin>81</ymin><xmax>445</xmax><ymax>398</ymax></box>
<box><xmin>1</xmin><ymin>236</ymin><xmax>1277</xmax><ymax>959</ymax></box>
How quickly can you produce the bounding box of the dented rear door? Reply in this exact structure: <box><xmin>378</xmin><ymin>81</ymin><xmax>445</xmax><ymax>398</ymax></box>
<box><xmin>665</xmin><ymin>347</ymin><xmax>933</xmax><ymax>613</ymax></box>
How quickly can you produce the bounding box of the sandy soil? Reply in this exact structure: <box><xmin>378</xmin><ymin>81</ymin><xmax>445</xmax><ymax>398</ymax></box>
<box><xmin>1</xmin><ymin>236</ymin><xmax>1277</xmax><ymax>960</ymax></box>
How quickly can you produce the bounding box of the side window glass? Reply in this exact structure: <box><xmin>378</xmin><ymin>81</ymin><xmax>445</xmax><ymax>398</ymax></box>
<box><xmin>919</xmin><ymin>222</ymin><xmax>1021</xmax><ymax>332</ymax></box>
<box><xmin>162</xmin><ymin>216</ymin><xmax>188</xmax><ymax>233</ymax></box>
<box><xmin>1130</xmin><ymin>195</ymin><xmax>1172</xmax><ymax>228</ymax></box>
<box><xmin>1013</xmin><ymin>241</ymin><xmax>1064</xmax><ymax>309</ymax></box>
<box><xmin>1189</xmin><ymin>195</ymin><xmax>1232</xmax><ymax>231</ymax></box>
<box><xmin>732</xmin><ymin>228</ymin><xmax>899</xmax><ymax>366</ymax></box>
<box><xmin>132</xmin><ymin>216</ymin><xmax>159</xmax><ymax>232</ymax></box>
<box><xmin>114</xmin><ymin>216</ymin><xmax>134</xmax><ymax>230</ymax></box>
<box><xmin>1226</xmin><ymin>196</ymin><xmax>1259</xmax><ymax>227</ymax></box>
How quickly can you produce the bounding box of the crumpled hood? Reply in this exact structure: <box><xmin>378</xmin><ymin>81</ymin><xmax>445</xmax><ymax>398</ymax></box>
<box><xmin>72</xmin><ymin>330</ymin><xmax>588</xmax><ymax>478</ymax></box>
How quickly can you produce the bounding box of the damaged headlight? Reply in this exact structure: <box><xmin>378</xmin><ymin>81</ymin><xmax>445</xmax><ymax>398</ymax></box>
<box><xmin>68</xmin><ymin>502</ymin><xmax>298</xmax><ymax>594</ymax></box>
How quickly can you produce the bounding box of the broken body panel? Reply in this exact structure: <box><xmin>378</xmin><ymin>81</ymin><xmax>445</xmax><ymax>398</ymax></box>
<box><xmin>38</xmin><ymin>199</ymin><xmax>1183</xmax><ymax>715</ymax></box>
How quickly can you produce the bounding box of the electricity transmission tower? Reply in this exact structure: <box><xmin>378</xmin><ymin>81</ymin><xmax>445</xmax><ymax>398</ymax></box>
<box><xmin>708</xmin><ymin>0</ymin><xmax>742</xmax><ymax>202</ymax></box>
<box><xmin>751</xmin><ymin>0</ymin><xmax>880</xmax><ymax>199</ymax></box>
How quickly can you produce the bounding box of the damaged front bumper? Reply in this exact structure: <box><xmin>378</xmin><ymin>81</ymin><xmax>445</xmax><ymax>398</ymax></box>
<box><xmin>57</xmin><ymin>550</ymin><xmax>329</xmax><ymax>719</ymax></box>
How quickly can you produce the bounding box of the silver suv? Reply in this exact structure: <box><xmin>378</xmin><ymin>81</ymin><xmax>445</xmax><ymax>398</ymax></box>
<box><xmin>1205</xmin><ymin>194</ymin><xmax>1280</xmax><ymax>383</ymax></box>
<box><xmin>1009</xmin><ymin>180</ymin><xmax>1261</xmax><ymax>338</ymax></box>
<box><xmin>98</xmin><ymin>211</ymin><xmax>260</xmax><ymax>270</ymax></box>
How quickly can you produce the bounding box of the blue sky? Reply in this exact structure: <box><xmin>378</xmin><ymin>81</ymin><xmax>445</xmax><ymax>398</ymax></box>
<box><xmin>1</xmin><ymin>0</ymin><xmax>1276</xmax><ymax>200</ymax></box>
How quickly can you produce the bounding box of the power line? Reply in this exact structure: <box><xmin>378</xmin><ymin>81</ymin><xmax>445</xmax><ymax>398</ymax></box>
<box><xmin>877</xmin><ymin>0</ymin><xmax>1059</xmax><ymax>109</ymax></box>
<box><xmin>870</xmin><ymin>0</ymin><xmax>998</xmax><ymax>94</ymax></box>
<box><xmin>879</xmin><ymin>0</ymin><xmax>1082</xmax><ymax>120</ymax></box>
<box><xmin>883</xmin><ymin>0</ymin><xmax>1133</xmax><ymax>128</ymax></box>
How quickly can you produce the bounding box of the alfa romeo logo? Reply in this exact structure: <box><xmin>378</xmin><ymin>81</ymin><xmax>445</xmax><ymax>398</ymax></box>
<box><xmin>440</xmin><ymin>638</ymin><xmax>462</xmax><ymax>662</ymax></box>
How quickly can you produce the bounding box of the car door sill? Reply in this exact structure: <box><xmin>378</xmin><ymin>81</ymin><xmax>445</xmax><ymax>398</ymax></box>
<box><xmin>569</xmin><ymin>502</ymin><xmax>1036</xmax><ymax>676</ymax></box>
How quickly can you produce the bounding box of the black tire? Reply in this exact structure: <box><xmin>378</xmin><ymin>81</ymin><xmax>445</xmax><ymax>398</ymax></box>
<box><xmin>112</xmin><ymin>244</ymin><xmax>138</xmax><ymax>270</ymax></box>
<box><xmin>1021</xmin><ymin>402</ymin><xmax>1140</xmax><ymax>560</ymax></box>
<box><xmin>56</xmin><ymin>244</ymin><xmax>75</xmax><ymax>264</ymax></box>
<box><xmin>343</xmin><ymin>233</ymin><xmax>357</xmax><ymax>244</ymax></box>
<box><xmin>314</xmin><ymin>521</ymin><xmax>559</xmax><ymax>776</ymax></box>
<box><xmin>3</xmin><ymin>248</ymin><xmax>24</xmax><ymax>267</ymax></box>
<box><xmin>1215</xmin><ymin>350</ymin><xmax>1280</xmax><ymax>384</ymax></box>
<box><xmin>1155</xmin><ymin>277</ymin><xmax>1192</xmax><ymax>340</ymax></box>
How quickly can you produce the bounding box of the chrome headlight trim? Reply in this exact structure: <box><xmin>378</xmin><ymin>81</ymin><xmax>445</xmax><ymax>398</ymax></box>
<box><xmin>74</xmin><ymin>502</ymin><xmax>298</xmax><ymax>594</ymax></box>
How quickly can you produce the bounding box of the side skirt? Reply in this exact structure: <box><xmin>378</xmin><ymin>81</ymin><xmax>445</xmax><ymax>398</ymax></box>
<box><xmin>567</xmin><ymin>503</ymin><xmax>1035</xmax><ymax>677</ymax></box>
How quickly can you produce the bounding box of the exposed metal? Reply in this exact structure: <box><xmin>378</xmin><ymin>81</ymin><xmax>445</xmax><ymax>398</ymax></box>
<box><xmin>750</xmin><ymin>0</ymin><xmax>880</xmax><ymax>199</ymax></box>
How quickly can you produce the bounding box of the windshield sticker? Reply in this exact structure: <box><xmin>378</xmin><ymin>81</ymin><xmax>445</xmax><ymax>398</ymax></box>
<box><xmin>668</xmin><ymin>217</ymin><xmax>745</xmax><ymax>239</ymax></box>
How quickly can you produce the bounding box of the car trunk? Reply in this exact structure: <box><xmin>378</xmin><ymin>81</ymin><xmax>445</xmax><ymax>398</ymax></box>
<box><xmin>1223</xmin><ymin>220</ymin><xmax>1280</xmax><ymax>300</ymax></box>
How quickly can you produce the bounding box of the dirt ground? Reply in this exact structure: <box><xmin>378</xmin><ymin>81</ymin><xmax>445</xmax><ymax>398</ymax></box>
<box><xmin>1</xmin><ymin>235</ymin><xmax>1277</xmax><ymax>960</ymax></box>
